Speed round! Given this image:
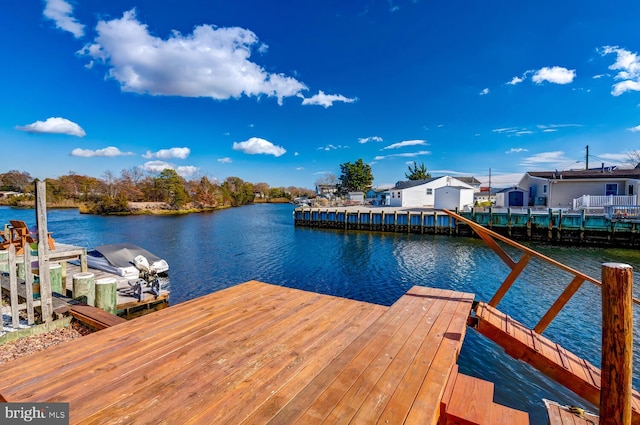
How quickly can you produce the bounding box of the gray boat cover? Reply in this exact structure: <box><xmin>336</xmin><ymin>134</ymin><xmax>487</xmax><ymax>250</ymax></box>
<box><xmin>92</xmin><ymin>243</ymin><xmax>163</xmax><ymax>268</ymax></box>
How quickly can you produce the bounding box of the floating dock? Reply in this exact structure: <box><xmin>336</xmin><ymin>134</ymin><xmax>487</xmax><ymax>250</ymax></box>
<box><xmin>0</xmin><ymin>281</ymin><xmax>530</xmax><ymax>424</ymax></box>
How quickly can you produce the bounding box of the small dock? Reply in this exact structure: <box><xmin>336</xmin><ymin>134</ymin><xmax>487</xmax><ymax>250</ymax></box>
<box><xmin>63</xmin><ymin>262</ymin><xmax>169</xmax><ymax>317</ymax></box>
<box><xmin>0</xmin><ymin>281</ymin><xmax>528</xmax><ymax>424</ymax></box>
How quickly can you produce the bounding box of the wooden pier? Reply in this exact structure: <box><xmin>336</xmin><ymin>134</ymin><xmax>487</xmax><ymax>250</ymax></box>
<box><xmin>0</xmin><ymin>281</ymin><xmax>529</xmax><ymax>424</ymax></box>
<box><xmin>294</xmin><ymin>206</ymin><xmax>640</xmax><ymax>247</ymax></box>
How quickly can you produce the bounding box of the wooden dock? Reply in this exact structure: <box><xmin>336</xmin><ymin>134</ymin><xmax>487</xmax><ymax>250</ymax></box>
<box><xmin>64</xmin><ymin>262</ymin><xmax>169</xmax><ymax>317</ymax></box>
<box><xmin>0</xmin><ymin>281</ymin><xmax>528</xmax><ymax>424</ymax></box>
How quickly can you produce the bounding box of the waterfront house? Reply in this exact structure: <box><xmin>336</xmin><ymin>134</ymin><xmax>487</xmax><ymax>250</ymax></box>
<box><xmin>518</xmin><ymin>164</ymin><xmax>640</xmax><ymax>210</ymax></box>
<box><xmin>387</xmin><ymin>176</ymin><xmax>474</xmax><ymax>208</ymax></box>
<box><xmin>315</xmin><ymin>184</ymin><xmax>337</xmax><ymax>197</ymax></box>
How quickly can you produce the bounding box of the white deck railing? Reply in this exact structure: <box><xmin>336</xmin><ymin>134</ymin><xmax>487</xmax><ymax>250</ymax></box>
<box><xmin>573</xmin><ymin>194</ymin><xmax>637</xmax><ymax>210</ymax></box>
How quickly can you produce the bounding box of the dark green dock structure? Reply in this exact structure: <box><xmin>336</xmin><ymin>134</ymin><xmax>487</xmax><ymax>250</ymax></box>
<box><xmin>293</xmin><ymin>206</ymin><xmax>640</xmax><ymax>247</ymax></box>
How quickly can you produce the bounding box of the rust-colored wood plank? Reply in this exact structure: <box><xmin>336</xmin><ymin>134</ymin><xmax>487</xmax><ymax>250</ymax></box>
<box><xmin>0</xmin><ymin>281</ymin><xmax>302</xmax><ymax>400</ymax></box>
<box><xmin>474</xmin><ymin>303</ymin><xmax>640</xmax><ymax>425</ymax></box>
<box><xmin>439</xmin><ymin>364</ymin><xmax>459</xmax><ymax>422</ymax></box>
<box><xmin>68</xmin><ymin>303</ymin><xmax>127</xmax><ymax>329</ymax></box>
<box><xmin>290</xmin><ymin>288</ymin><xmax>436</xmax><ymax>424</ymax></box>
<box><xmin>243</xmin><ymin>299</ymin><xmax>406</xmax><ymax>424</ymax></box>
<box><xmin>337</xmin><ymin>290</ymin><xmax>460</xmax><ymax>424</ymax></box>
<box><xmin>489</xmin><ymin>253</ymin><xmax>531</xmax><ymax>308</ymax></box>
<box><xmin>401</xmin><ymin>293</ymin><xmax>475</xmax><ymax>425</ymax></box>
<box><xmin>375</xmin><ymin>292</ymin><xmax>474</xmax><ymax>424</ymax></box>
<box><xmin>444</xmin><ymin>373</ymin><xmax>494</xmax><ymax>425</ymax></box>
<box><xmin>65</xmin><ymin>287</ymin><xmax>334</xmax><ymax>421</ymax></box>
<box><xmin>534</xmin><ymin>276</ymin><xmax>584</xmax><ymax>334</ymax></box>
<box><xmin>491</xmin><ymin>402</ymin><xmax>530</xmax><ymax>424</ymax></box>
<box><xmin>139</xmin><ymin>297</ymin><xmax>372</xmax><ymax>425</ymax></box>
<box><xmin>205</xmin><ymin>304</ymin><xmax>387</xmax><ymax>425</ymax></box>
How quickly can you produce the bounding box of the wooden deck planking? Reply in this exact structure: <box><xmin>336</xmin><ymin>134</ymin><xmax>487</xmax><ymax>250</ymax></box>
<box><xmin>88</xmin><ymin>294</ymin><xmax>363</xmax><ymax>424</ymax></box>
<box><xmin>50</xmin><ymin>283</ymin><xmax>324</xmax><ymax>411</ymax></box>
<box><xmin>402</xmin><ymin>291</ymin><xmax>475</xmax><ymax>424</ymax></box>
<box><xmin>1</xmin><ymin>281</ymin><xmax>296</xmax><ymax>397</ymax></box>
<box><xmin>320</xmin><ymin>288</ymin><xmax>455</xmax><ymax>424</ymax></box>
<box><xmin>474</xmin><ymin>301</ymin><xmax>640</xmax><ymax>425</ymax></box>
<box><xmin>0</xmin><ymin>281</ymin><xmax>479</xmax><ymax>425</ymax></box>
<box><xmin>270</xmin><ymin>286</ymin><xmax>431</xmax><ymax>424</ymax></box>
<box><xmin>544</xmin><ymin>399</ymin><xmax>599</xmax><ymax>425</ymax></box>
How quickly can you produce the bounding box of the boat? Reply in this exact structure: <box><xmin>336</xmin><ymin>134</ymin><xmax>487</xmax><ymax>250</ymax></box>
<box><xmin>86</xmin><ymin>243</ymin><xmax>169</xmax><ymax>279</ymax></box>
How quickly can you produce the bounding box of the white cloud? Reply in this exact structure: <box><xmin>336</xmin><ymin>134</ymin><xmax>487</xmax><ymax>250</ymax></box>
<box><xmin>299</xmin><ymin>90</ymin><xmax>356</xmax><ymax>108</ymax></box>
<box><xmin>318</xmin><ymin>144</ymin><xmax>348</xmax><ymax>151</ymax></box>
<box><xmin>175</xmin><ymin>165</ymin><xmax>199</xmax><ymax>177</ymax></box>
<box><xmin>374</xmin><ymin>150</ymin><xmax>431</xmax><ymax>161</ymax></box>
<box><xmin>520</xmin><ymin>151</ymin><xmax>577</xmax><ymax>169</ymax></box>
<box><xmin>532</xmin><ymin>66</ymin><xmax>576</xmax><ymax>85</ymax></box>
<box><xmin>628</xmin><ymin>125</ymin><xmax>640</xmax><ymax>132</ymax></box>
<box><xmin>507</xmin><ymin>75</ymin><xmax>525</xmax><ymax>85</ymax></box>
<box><xmin>382</xmin><ymin>140</ymin><xmax>427</xmax><ymax>150</ymax></box>
<box><xmin>79</xmin><ymin>10</ymin><xmax>307</xmax><ymax>105</ymax></box>
<box><xmin>139</xmin><ymin>161</ymin><xmax>174</xmax><ymax>173</ymax></box>
<box><xmin>143</xmin><ymin>147</ymin><xmax>190</xmax><ymax>160</ymax></box>
<box><xmin>233</xmin><ymin>137</ymin><xmax>286</xmax><ymax>157</ymax></box>
<box><xmin>358</xmin><ymin>136</ymin><xmax>383</xmax><ymax>144</ymax></box>
<box><xmin>479</xmin><ymin>88</ymin><xmax>489</xmax><ymax>95</ymax></box>
<box><xmin>43</xmin><ymin>0</ymin><xmax>84</xmax><ymax>38</ymax></box>
<box><xmin>71</xmin><ymin>146</ymin><xmax>134</xmax><ymax>157</ymax></box>
<box><xmin>506</xmin><ymin>148</ymin><xmax>528</xmax><ymax>154</ymax></box>
<box><xmin>218</xmin><ymin>157</ymin><xmax>232</xmax><ymax>163</ymax></box>
<box><xmin>492</xmin><ymin>127</ymin><xmax>519</xmax><ymax>134</ymax></box>
<box><xmin>16</xmin><ymin>117</ymin><xmax>86</xmax><ymax>137</ymax></box>
<box><xmin>600</xmin><ymin>46</ymin><xmax>640</xmax><ymax>96</ymax></box>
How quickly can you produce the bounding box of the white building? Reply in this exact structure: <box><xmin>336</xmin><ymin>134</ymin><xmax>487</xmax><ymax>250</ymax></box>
<box><xmin>386</xmin><ymin>177</ymin><xmax>474</xmax><ymax>208</ymax></box>
<box><xmin>434</xmin><ymin>186</ymin><xmax>475</xmax><ymax>210</ymax></box>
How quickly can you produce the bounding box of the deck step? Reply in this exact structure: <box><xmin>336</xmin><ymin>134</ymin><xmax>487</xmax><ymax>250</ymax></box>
<box><xmin>440</xmin><ymin>366</ymin><xmax>529</xmax><ymax>424</ymax></box>
<box><xmin>66</xmin><ymin>303</ymin><xmax>127</xmax><ymax>330</ymax></box>
<box><xmin>490</xmin><ymin>402</ymin><xmax>530</xmax><ymax>424</ymax></box>
<box><xmin>472</xmin><ymin>301</ymin><xmax>640</xmax><ymax>425</ymax></box>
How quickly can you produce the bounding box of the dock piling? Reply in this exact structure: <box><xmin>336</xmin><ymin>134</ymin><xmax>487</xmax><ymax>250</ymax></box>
<box><xmin>600</xmin><ymin>262</ymin><xmax>633</xmax><ymax>425</ymax></box>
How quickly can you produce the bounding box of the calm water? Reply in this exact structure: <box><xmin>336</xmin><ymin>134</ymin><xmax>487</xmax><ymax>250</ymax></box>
<box><xmin>2</xmin><ymin>204</ymin><xmax>640</xmax><ymax>424</ymax></box>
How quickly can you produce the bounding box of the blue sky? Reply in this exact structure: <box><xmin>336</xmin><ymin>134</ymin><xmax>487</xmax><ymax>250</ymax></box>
<box><xmin>3</xmin><ymin>1</ymin><xmax>640</xmax><ymax>189</ymax></box>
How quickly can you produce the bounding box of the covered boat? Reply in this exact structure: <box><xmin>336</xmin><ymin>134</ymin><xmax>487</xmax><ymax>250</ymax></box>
<box><xmin>87</xmin><ymin>243</ymin><xmax>169</xmax><ymax>279</ymax></box>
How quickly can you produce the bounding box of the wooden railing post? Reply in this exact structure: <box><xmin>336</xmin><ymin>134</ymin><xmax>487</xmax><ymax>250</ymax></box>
<box><xmin>600</xmin><ymin>263</ymin><xmax>633</xmax><ymax>425</ymax></box>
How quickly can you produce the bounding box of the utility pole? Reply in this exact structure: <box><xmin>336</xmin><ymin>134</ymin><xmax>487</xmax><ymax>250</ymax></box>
<box><xmin>586</xmin><ymin>145</ymin><xmax>589</xmax><ymax>170</ymax></box>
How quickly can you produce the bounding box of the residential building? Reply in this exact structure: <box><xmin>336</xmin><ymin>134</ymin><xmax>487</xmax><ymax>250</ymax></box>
<box><xmin>518</xmin><ymin>165</ymin><xmax>640</xmax><ymax>209</ymax></box>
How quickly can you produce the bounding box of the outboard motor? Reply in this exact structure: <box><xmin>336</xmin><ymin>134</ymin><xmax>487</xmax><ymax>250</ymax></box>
<box><xmin>129</xmin><ymin>255</ymin><xmax>160</xmax><ymax>301</ymax></box>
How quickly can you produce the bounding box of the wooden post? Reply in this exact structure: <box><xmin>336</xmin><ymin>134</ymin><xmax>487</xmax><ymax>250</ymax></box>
<box><xmin>73</xmin><ymin>272</ymin><xmax>96</xmax><ymax>306</ymax></box>
<box><xmin>49</xmin><ymin>263</ymin><xmax>63</xmax><ymax>295</ymax></box>
<box><xmin>35</xmin><ymin>180</ymin><xmax>53</xmax><ymax>322</ymax></box>
<box><xmin>8</xmin><ymin>244</ymin><xmax>19</xmax><ymax>328</ymax></box>
<box><xmin>95</xmin><ymin>277</ymin><xmax>117</xmax><ymax>314</ymax></box>
<box><xmin>0</xmin><ymin>249</ymin><xmax>8</xmax><ymax>273</ymax></box>
<box><xmin>600</xmin><ymin>262</ymin><xmax>633</xmax><ymax>425</ymax></box>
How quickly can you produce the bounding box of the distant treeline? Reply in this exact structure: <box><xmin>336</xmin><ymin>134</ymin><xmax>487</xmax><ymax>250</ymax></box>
<box><xmin>0</xmin><ymin>169</ymin><xmax>315</xmax><ymax>214</ymax></box>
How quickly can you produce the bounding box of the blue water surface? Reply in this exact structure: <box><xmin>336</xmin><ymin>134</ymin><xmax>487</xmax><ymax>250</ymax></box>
<box><xmin>2</xmin><ymin>204</ymin><xmax>639</xmax><ymax>424</ymax></box>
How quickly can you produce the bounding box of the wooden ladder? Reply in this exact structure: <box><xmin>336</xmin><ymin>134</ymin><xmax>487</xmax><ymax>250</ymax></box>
<box><xmin>471</xmin><ymin>301</ymin><xmax>640</xmax><ymax>425</ymax></box>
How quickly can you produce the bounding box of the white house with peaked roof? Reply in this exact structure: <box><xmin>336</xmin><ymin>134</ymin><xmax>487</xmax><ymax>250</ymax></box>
<box><xmin>386</xmin><ymin>176</ymin><xmax>474</xmax><ymax>208</ymax></box>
